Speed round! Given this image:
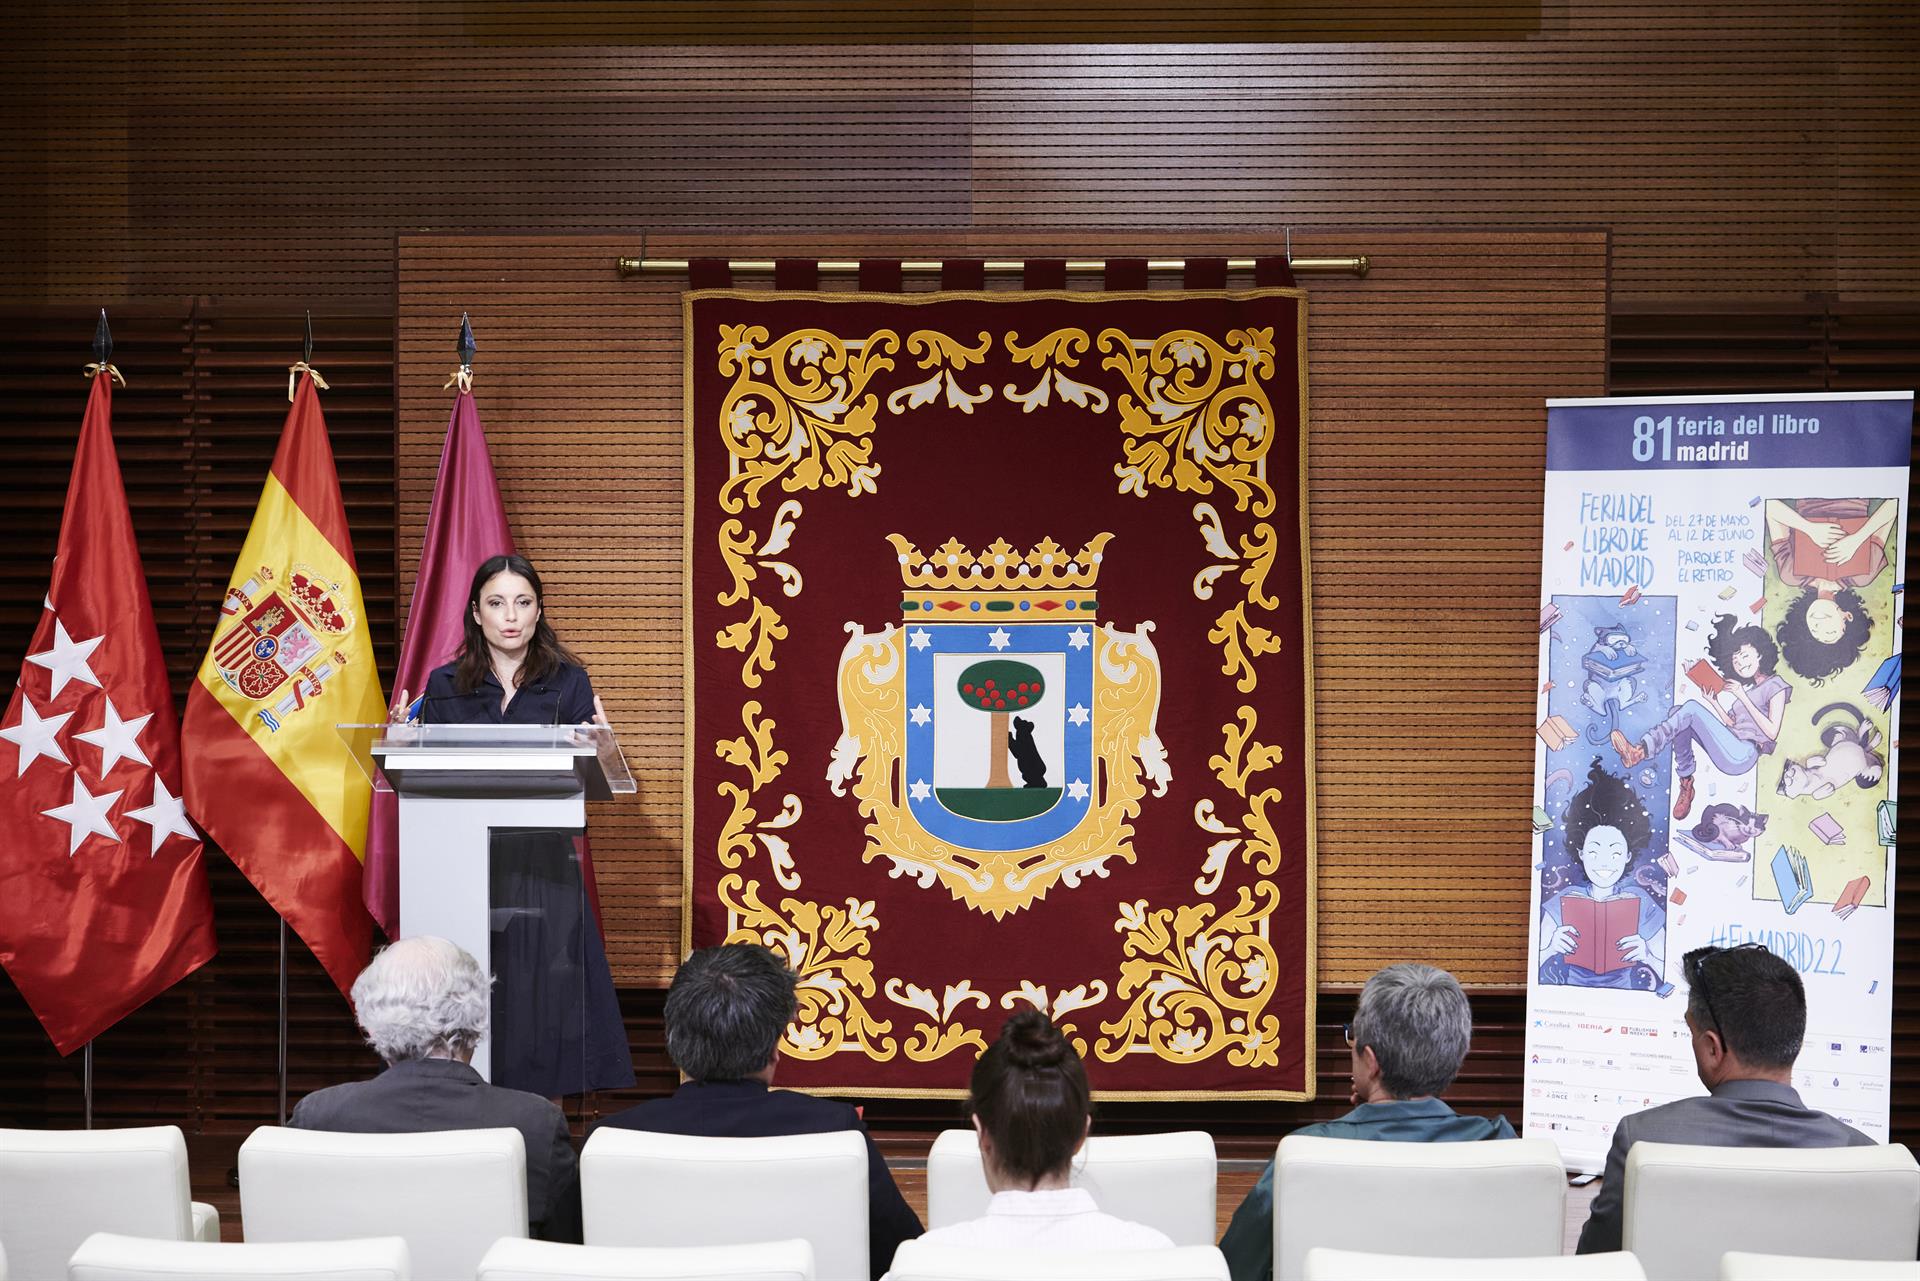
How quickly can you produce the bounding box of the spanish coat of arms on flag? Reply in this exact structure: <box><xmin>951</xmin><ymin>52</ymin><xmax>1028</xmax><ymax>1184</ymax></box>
<box><xmin>686</xmin><ymin>288</ymin><xmax>1315</xmax><ymax>1096</ymax></box>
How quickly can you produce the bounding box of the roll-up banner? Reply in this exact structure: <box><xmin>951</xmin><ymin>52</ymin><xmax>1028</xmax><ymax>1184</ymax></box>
<box><xmin>1526</xmin><ymin>391</ymin><xmax>1912</xmax><ymax>1171</ymax></box>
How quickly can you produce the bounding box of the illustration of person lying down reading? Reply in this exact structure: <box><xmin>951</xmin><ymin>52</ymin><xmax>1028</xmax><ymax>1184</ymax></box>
<box><xmin>1611</xmin><ymin>614</ymin><xmax>1789</xmax><ymax>821</ymax></box>
<box><xmin>1539</xmin><ymin>762</ymin><xmax>1669</xmax><ymax>994</ymax></box>
<box><xmin>1764</xmin><ymin>497</ymin><xmax>1897</xmax><ymax>685</ymax></box>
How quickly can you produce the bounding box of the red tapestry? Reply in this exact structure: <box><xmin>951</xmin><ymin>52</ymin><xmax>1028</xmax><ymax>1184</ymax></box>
<box><xmin>685</xmin><ymin>289</ymin><xmax>1315</xmax><ymax>1097</ymax></box>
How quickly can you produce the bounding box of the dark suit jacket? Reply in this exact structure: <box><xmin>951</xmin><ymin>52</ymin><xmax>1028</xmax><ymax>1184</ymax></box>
<box><xmin>596</xmin><ymin>1078</ymin><xmax>922</xmax><ymax>1279</ymax></box>
<box><xmin>1577</xmin><ymin>1077</ymin><xmax>1874</xmax><ymax>1253</ymax></box>
<box><xmin>289</xmin><ymin>1056</ymin><xmax>582</xmax><ymax>1243</ymax></box>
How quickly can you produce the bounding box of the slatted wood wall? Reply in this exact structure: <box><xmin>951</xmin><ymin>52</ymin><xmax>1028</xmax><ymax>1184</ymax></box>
<box><xmin>396</xmin><ymin>228</ymin><xmax>1607</xmax><ymax>986</ymax></box>
<box><xmin>2</xmin><ymin>4</ymin><xmax>1914</xmax><ymax>309</ymax></box>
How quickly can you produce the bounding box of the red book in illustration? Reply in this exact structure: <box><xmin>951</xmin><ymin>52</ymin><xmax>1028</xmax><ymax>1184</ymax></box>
<box><xmin>1561</xmin><ymin>892</ymin><xmax>1641</xmax><ymax>974</ymax></box>
<box><xmin>1687</xmin><ymin>659</ymin><xmax>1726</xmax><ymax>696</ymax></box>
<box><xmin>1791</xmin><ymin>515</ymin><xmax>1873</xmax><ymax>580</ymax></box>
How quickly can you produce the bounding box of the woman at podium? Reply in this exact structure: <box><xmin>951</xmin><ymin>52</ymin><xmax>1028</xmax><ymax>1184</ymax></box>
<box><xmin>411</xmin><ymin>553</ymin><xmax>636</xmax><ymax>1096</ymax></box>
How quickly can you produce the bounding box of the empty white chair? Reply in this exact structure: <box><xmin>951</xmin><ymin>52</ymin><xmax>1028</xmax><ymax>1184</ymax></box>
<box><xmin>925</xmin><ymin>1129</ymin><xmax>1218</xmax><ymax>1246</ymax></box>
<box><xmin>581</xmin><ymin>1129</ymin><xmax>866</xmax><ymax>1280</ymax></box>
<box><xmin>885</xmin><ymin>1240</ymin><xmax>1230</xmax><ymax>1280</ymax></box>
<box><xmin>477</xmin><ymin>1237</ymin><xmax>815</xmax><ymax>1280</ymax></box>
<box><xmin>239</xmin><ymin>1125</ymin><xmax>526</xmax><ymax>1281</ymax></box>
<box><xmin>1625</xmin><ymin>1142</ymin><xmax>1920</xmax><ymax>1281</ymax></box>
<box><xmin>67</xmin><ymin>1232</ymin><xmax>410</xmax><ymax>1280</ymax></box>
<box><xmin>1720</xmin><ymin>1252</ymin><xmax>1920</xmax><ymax>1280</ymax></box>
<box><xmin>1303</xmin><ymin>1247</ymin><xmax>1647</xmax><ymax>1280</ymax></box>
<box><xmin>1273</xmin><ymin>1135</ymin><xmax>1564</xmax><ymax>1281</ymax></box>
<box><xmin>0</xmin><ymin>1125</ymin><xmax>220</xmax><ymax>1281</ymax></box>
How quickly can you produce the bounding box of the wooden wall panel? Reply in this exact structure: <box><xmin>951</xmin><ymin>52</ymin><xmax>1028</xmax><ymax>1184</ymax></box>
<box><xmin>3</xmin><ymin>3</ymin><xmax>1914</xmax><ymax>309</ymax></box>
<box><xmin>396</xmin><ymin>228</ymin><xmax>1608</xmax><ymax>986</ymax></box>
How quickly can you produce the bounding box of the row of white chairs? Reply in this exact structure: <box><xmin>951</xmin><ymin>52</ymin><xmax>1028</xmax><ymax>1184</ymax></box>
<box><xmin>41</xmin><ymin>1237</ymin><xmax>1920</xmax><ymax>1281</ymax></box>
<box><xmin>6</xmin><ymin>1125</ymin><xmax>1920</xmax><ymax>1280</ymax></box>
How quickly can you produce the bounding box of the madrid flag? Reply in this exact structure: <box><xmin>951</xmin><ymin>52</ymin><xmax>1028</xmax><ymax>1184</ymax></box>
<box><xmin>363</xmin><ymin>386</ymin><xmax>514</xmax><ymax>937</ymax></box>
<box><xmin>0</xmin><ymin>371</ymin><xmax>216</xmax><ymax>1053</ymax></box>
<box><xmin>182</xmin><ymin>370</ymin><xmax>383</xmax><ymax>996</ymax></box>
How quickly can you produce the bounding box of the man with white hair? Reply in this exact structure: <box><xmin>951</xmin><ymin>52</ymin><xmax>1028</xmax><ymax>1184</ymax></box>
<box><xmin>1217</xmin><ymin>962</ymin><xmax>1514</xmax><ymax>1281</ymax></box>
<box><xmin>290</xmin><ymin>936</ymin><xmax>582</xmax><ymax>1242</ymax></box>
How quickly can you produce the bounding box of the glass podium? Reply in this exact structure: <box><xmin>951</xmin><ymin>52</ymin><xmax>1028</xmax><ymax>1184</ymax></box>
<box><xmin>340</xmin><ymin>724</ymin><xmax>634</xmax><ymax>1087</ymax></box>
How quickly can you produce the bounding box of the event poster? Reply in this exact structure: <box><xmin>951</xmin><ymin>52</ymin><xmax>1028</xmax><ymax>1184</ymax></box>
<box><xmin>1525</xmin><ymin>391</ymin><xmax>1911</xmax><ymax>1171</ymax></box>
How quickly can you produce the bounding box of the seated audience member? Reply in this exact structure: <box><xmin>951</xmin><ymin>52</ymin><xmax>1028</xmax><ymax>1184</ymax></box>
<box><xmin>1219</xmin><ymin>963</ymin><xmax>1512</xmax><ymax>1281</ymax></box>
<box><xmin>289</xmin><ymin>936</ymin><xmax>581</xmax><ymax>1242</ymax></box>
<box><xmin>909</xmin><ymin>1008</ymin><xmax>1173</xmax><ymax>1254</ymax></box>
<box><xmin>1576</xmin><ymin>942</ymin><xmax>1872</xmax><ymax>1253</ymax></box>
<box><xmin>596</xmin><ymin>943</ymin><xmax>921</xmax><ymax>1280</ymax></box>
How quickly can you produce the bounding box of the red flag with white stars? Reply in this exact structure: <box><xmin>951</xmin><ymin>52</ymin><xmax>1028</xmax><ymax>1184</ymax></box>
<box><xmin>0</xmin><ymin>371</ymin><xmax>216</xmax><ymax>1053</ymax></box>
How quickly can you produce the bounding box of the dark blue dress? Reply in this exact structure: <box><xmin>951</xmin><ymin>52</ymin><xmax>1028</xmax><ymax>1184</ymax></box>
<box><xmin>420</xmin><ymin>660</ymin><xmax>636</xmax><ymax>1097</ymax></box>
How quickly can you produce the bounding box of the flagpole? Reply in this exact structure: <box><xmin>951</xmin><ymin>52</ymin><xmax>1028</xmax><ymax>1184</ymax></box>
<box><xmin>277</xmin><ymin>918</ymin><xmax>289</xmax><ymax>1123</ymax></box>
<box><xmin>83</xmin><ymin>1041</ymin><xmax>93</xmax><ymax>1129</ymax></box>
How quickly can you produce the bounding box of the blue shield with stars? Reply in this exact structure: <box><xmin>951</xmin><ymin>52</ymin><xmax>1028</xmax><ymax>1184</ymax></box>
<box><xmin>902</xmin><ymin>621</ymin><xmax>1096</xmax><ymax>852</ymax></box>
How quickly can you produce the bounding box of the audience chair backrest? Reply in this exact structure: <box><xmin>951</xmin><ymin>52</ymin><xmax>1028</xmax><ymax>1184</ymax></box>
<box><xmin>580</xmin><ymin>1128</ymin><xmax>866</xmax><ymax>1280</ymax></box>
<box><xmin>239</xmin><ymin>1125</ymin><xmax>526</xmax><ymax>1280</ymax></box>
<box><xmin>1624</xmin><ymin>1141</ymin><xmax>1920</xmax><ymax>1281</ymax></box>
<box><xmin>66</xmin><ymin>1231</ymin><xmax>411</xmax><ymax>1281</ymax></box>
<box><xmin>925</xmin><ymin>1128</ymin><xmax>1218</xmax><ymax>1246</ymax></box>
<box><xmin>476</xmin><ymin>1236</ymin><xmax>816</xmax><ymax>1280</ymax></box>
<box><xmin>886</xmin><ymin>1240</ymin><xmax>1230</xmax><ymax>1280</ymax></box>
<box><xmin>1719</xmin><ymin>1251</ymin><xmax>1920</xmax><ymax>1281</ymax></box>
<box><xmin>0</xmin><ymin>1125</ymin><xmax>196</xmax><ymax>1281</ymax></box>
<box><xmin>1273</xmin><ymin>1135</ymin><xmax>1564</xmax><ymax>1281</ymax></box>
<box><xmin>1302</xmin><ymin>1247</ymin><xmax>1647</xmax><ymax>1280</ymax></box>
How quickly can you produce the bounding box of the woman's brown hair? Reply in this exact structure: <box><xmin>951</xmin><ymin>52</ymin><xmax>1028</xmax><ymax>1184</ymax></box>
<box><xmin>451</xmin><ymin>553</ymin><xmax>581</xmax><ymax>694</ymax></box>
<box><xmin>967</xmin><ymin>1008</ymin><xmax>1090</xmax><ymax>1187</ymax></box>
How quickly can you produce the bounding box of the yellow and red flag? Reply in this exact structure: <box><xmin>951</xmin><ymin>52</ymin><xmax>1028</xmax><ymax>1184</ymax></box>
<box><xmin>182</xmin><ymin>369</ymin><xmax>383</xmax><ymax>995</ymax></box>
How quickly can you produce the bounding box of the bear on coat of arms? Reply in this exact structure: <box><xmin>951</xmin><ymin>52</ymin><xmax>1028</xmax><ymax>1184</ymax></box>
<box><xmin>827</xmin><ymin>532</ymin><xmax>1170</xmax><ymax>918</ymax></box>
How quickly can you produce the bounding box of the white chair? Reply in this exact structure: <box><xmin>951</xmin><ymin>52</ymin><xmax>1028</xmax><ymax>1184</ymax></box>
<box><xmin>580</xmin><ymin>1129</ymin><xmax>866</xmax><ymax>1280</ymax></box>
<box><xmin>1624</xmin><ymin>1142</ymin><xmax>1920</xmax><ymax>1281</ymax></box>
<box><xmin>0</xmin><ymin>1126</ymin><xmax>220</xmax><ymax>1281</ymax></box>
<box><xmin>239</xmin><ymin>1126</ymin><xmax>526</xmax><ymax>1281</ymax></box>
<box><xmin>925</xmin><ymin>1129</ymin><xmax>1218</xmax><ymax>1246</ymax></box>
<box><xmin>885</xmin><ymin>1241</ymin><xmax>1230</xmax><ymax>1280</ymax></box>
<box><xmin>67</xmin><ymin>1232</ymin><xmax>411</xmax><ymax>1280</ymax></box>
<box><xmin>1303</xmin><ymin>1247</ymin><xmax>1647</xmax><ymax>1280</ymax></box>
<box><xmin>1720</xmin><ymin>1252</ymin><xmax>1920</xmax><ymax>1280</ymax></box>
<box><xmin>477</xmin><ymin>1237</ymin><xmax>815</xmax><ymax>1280</ymax></box>
<box><xmin>1272</xmin><ymin>1135</ymin><xmax>1564</xmax><ymax>1281</ymax></box>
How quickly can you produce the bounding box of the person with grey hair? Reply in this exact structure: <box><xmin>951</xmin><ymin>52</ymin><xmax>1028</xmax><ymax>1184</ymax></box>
<box><xmin>596</xmin><ymin>942</ymin><xmax>922</xmax><ymax>1279</ymax></box>
<box><xmin>289</xmin><ymin>936</ymin><xmax>582</xmax><ymax>1242</ymax></box>
<box><xmin>1218</xmin><ymin>963</ymin><xmax>1514</xmax><ymax>1281</ymax></box>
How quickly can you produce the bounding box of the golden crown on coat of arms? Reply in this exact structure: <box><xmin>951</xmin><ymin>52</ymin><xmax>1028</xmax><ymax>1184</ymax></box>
<box><xmin>888</xmin><ymin>532</ymin><xmax>1109</xmax><ymax>618</ymax></box>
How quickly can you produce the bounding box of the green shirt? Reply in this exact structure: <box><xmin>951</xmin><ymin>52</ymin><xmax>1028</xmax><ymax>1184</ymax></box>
<box><xmin>1218</xmin><ymin>1097</ymin><xmax>1517</xmax><ymax>1281</ymax></box>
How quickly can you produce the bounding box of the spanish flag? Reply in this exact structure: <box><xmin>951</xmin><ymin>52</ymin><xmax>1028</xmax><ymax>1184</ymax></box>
<box><xmin>182</xmin><ymin>369</ymin><xmax>382</xmax><ymax>995</ymax></box>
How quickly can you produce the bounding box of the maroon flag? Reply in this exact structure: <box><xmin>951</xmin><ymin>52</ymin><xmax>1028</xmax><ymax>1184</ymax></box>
<box><xmin>0</xmin><ymin>370</ymin><xmax>216</xmax><ymax>1052</ymax></box>
<box><xmin>364</xmin><ymin>386</ymin><xmax>514</xmax><ymax>935</ymax></box>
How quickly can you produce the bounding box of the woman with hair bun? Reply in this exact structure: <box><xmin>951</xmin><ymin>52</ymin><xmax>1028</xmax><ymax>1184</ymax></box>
<box><xmin>913</xmin><ymin>1009</ymin><xmax>1173</xmax><ymax>1252</ymax></box>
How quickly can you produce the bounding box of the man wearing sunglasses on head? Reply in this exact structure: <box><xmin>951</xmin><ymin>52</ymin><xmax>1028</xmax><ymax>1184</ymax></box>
<box><xmin>1576</xmin><ymin>942</ymin><xmax>1873</xmax><ymax>1253</ymax></box>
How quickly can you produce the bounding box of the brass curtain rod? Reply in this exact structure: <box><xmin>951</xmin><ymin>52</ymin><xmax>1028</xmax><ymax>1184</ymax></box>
<box><xmin>616</xmin><ymin>255</ymin><xmax>1370</xmax><ymax>278</ymax></box>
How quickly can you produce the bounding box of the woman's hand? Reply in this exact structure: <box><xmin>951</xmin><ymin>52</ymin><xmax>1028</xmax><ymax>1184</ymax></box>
<box><xmin>388</xmin><ymin>688</ymin><xmax>414</xmax><ymax>725</ymax></box>
<box><xmin>1546</xmin><ymin>923</ymin><xmax>1580</xmax><ymax>957</ymax></box>
<box><xmin>1617</xmin><ymin>933</ymin><xmax>1653</xmax><ymax>965</ymax></box>
<box><xmin>591</xmin><ymin>694</ymin><xmax>611</xmax><ymax>728</ymax></box>
<box><xmin>1827</xmin><ymin>526</ymin><xmax>1869</xmax><ymax>564</ymax></box>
